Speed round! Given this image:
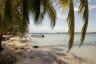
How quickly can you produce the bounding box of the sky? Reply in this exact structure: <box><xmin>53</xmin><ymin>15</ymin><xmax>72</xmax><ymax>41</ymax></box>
<box><xmin>29</xmin><ymin>0</ymin><xmax>96</xmax><ymax>33</ymax></box>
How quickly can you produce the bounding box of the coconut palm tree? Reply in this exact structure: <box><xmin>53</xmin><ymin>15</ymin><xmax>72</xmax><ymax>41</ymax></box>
<box><xmin>0</xmin><ymin>0</ymin><xmax>56</xmax><ymax>51</ymax></box>
<box><xmin>0</xmin><ymin>0</ymin><xmax>89</xmax><ymax>52</ymax></box>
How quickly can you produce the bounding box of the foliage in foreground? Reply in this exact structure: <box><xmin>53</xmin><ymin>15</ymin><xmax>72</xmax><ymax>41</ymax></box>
<box><xmin>0</xmin><ymin>0</ymin><xmax>89</xmax><ymax>50</ymax></box>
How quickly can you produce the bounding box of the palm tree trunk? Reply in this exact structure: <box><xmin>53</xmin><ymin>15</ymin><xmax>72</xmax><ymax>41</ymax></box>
<box><xmin>0</xmin><ymin>34</ymin><xmax>3</xmax><ymax>52</ymax></box>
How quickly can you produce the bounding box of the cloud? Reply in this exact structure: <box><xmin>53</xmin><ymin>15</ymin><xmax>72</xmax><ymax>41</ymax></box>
<box><xmin>29</xmin><ymin>26</ymin><xmax>51</xmax><ymax>33</ymax></box>
<box><xmin>89</xmin><ymin>5</ymin><xmax>96</xmax><ymax>10</ymax></box>
<box><xmin>51</xmin><ymin>26</ymin><xmax>68</xmax><ymax>32</ymax></box>
<box><xmin>57</xmin><ymin>13</ymin><xmax>67</xmax><ymax>20</ymax></box>
<box><xmin>29</xmin><ymin>18</ymin><xmax>50</xmax><ymax>33</ymax></box>
<box><xmin>56</xmin><ymin>9</ymin><xmax>67</xmax><ymax>20</ymax></box>
<box><xmin>29</xmin><ymin>23</ymin><xmax>68</xmax><ymax>33</ymax></box>
<box><xmin>29</xmin><ymin>20</ymin><xmax>68</xmax><ymax>33</ymax></box>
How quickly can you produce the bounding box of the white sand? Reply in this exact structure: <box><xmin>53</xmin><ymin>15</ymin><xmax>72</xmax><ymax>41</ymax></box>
<box><xmin>1</xmin><ymin>36</ymin><xmax>95</xmax><ymax>64</ymax></box>
<box><xmin>70</xmin><ymin>46</ymin><xmax>96</xmax><ymax>64</ymax></box>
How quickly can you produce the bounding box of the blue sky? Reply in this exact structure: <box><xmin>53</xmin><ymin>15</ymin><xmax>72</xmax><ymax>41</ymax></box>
<box><xmin>29</xmin><ymin>0</ymin><xmax>96</xmax><ymax>33</ymax></box>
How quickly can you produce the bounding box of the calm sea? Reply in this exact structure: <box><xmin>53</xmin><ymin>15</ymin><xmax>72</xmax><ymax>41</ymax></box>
<box><xmin>28</xmin><ymin>33</ymin><xmax>96</xmax><ymax>63</ymax></box>
<box><xmin>29</xmin><ymin>33</ymin><xmax>96</xmax><ymax>47</ymax></box>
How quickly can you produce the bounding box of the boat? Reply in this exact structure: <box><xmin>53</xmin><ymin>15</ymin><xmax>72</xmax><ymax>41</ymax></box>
<box><xmin>31</xmin><ymin>34</ymin><xmax>44</xmax><ymax>38</ymax></box>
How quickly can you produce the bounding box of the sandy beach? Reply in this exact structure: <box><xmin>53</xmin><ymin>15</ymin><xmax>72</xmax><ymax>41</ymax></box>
<box><xmin>0</xmin><ymin>36</ymin><xmax>95</xmax><ymax>64</ymax></box>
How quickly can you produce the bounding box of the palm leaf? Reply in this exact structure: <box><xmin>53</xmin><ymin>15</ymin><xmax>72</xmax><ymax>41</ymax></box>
<box><xmin>0</xmin><ymin>0</ymin><xmax>6</xmax><ymax>33</ymax></box>
<box><xmin>59</xmin><ymin>0</ymin><xmax>75</xmax><ymax>51</ymax></box>
<box><xmin>2</xmin><ymin>0</ymin><xmax>13</xmax><ymax>33</ymax></box>
<box><xmin>17</xmin><ymin>0</ymin><xmax>29</xmax><ymax>34</ymax></box>
<box><xmin>45</xmin><ymin>0</ymin><xmax>56</xmax><ymax>28</ymax></box>
<box><xmin>59</xmin><ymin>0</ymin><xmax>70</xmax><ymax>9</ymax></box>
<box><xmin>1</xmin><ymin>0</ymin><xmax>29</xmax><ymax>35</ymax></box>
<box><xmin>0</xmin><ymin>0</ymin><xmax>3</xmax><ymax>31</ymax></box>
<box><xmin>30</xmin><ymin>0</ymin><xmax>56</xmax><ymax>28</ymax></box>
<box><xmin>23</xmin><ymin>0</ymin><xmax>30</xmax><ymax>23</ymax></box>
<box><xmin>67</xmin><ymin>0</ymin><xmax>75</xmax><ymax>51</ymax></box>
<box><xmin>30</xmin><ymin>0</ymin><xmax>41</xmax><ymax>23</ymax></box>
<box><xmin>79</xmin><ymin>0</ymin><xmax>89</xmax><ymax>46</ymax></box>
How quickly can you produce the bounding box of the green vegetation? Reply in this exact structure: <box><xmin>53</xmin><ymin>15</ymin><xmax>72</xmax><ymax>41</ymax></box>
<box><xmin>0</xmin><ymin>0</ymin><xmax>89</xmax><ymax>51</ymax></box>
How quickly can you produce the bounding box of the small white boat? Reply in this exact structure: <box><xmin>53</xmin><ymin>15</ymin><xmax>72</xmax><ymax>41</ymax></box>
<box><xmin>31</xmin><ymin>34</ymin><xmax>44</xmax><ymax>38</ymax></box>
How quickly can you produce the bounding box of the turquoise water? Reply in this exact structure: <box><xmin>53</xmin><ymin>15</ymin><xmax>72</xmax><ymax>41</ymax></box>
<box><xmin>28</xmin><ymin>33</ymin><xmax>96</xmax><ymax>63</ymax></box>
<box><xmin>29</xmin><ymin>33</ymin><xmax>96</xmax><ymax>47</ymax></box>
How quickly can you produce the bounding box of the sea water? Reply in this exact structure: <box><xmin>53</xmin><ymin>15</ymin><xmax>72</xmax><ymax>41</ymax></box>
<box><xmin>27</xmin><ymin>33</ymin><xmax>96</xmax><ymax>63</ymax></box>
<box><xmin>29</xmin><ymin>33</ymin><xmax>96</xmax><ymax>47</ymax></box>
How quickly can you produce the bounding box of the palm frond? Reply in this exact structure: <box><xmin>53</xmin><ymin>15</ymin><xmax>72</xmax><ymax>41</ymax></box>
<box><xmin>46</xmin><ymin>0</ymin><xmax>56</xmax><ymax>28</ymax></box>
<box><xmin>30</xmin><ymin>0</ymin><xmax>56</xmax><ymax>28</ymax></box>
<box><xmin>0</xmin><ymin>0</ymin><xmax>3</xmax><ymax>28</ymax></box>
<box><xmin>17</xmin><ymin>0</ymin><xmax>29</xmax><ymax>34</ymax></box>
<box><xmin>78</xmin><ymin>0</ymin><xmax>89</xmax><ymax>46</ymax></box>
<box><xmin>30</xmin><ymin>0</ymin><xmax>41</xmax><ymax>23</ymax></box>
<box><xmin>2</xmin><ymin>0</ymin><xmax>13</xmax><ymax>33</ymax></box>
<box><xmin>0</xmin><ymin>12</ymin><xmax>2</xmax><ymax>33</ymax></box>
<box><xmin>30</xmin><ymin>0</ymin><xmax>46</xmax><ymax>25</ymax></box>
<box><xmin>0</xmin><ymin>0</ymin><xmax>6</xmax><ymax>33</ymax></box>
<box><xmin>67</xmin><ymin>0</ymin><xmax>75</xmax><ymax>51</ymax></box>
<box><xmin>59</xmin><ymin>0</ymin><xmax>75</xmax><ymax>51</ymax></box>
<box><xmin>0</xmin><ymin>0</ymin><xmax>29</xmax><ymax>35</ymax></box>
<box><xmin>59</xmin><ymin>0</ymin><xmax>70</xmax><ymax>9</ymax></box>
<box><xmin>23</xmin><ymin>0</ymin><xmax>30</xmax><ymax>23</ymax></box>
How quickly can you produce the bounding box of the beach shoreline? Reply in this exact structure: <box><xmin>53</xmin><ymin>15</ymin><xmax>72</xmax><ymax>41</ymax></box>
<box><xmin>0</xmin><ymin>36</ymin><xmax>95</xmax><ymax>64</ymax></box>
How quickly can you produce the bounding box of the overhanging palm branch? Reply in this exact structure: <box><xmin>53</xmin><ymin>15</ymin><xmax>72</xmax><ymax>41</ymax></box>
<box><xmin>0</xmin><ymin>0</ymin><xmax>5</xmax><ymax>33</ymax></box>
<box><xmin>0</xmin><ymin>0</ymin><xmax>30</xmax><ymax>34</ymax></box>
<box><xmin>1</xmin><ymin>0</ymin><xmax>13</xmax><ymax>33</ymax></box>
<box><xmin>60</xmin><ymin>0</ymin><xmax>75</xmax><ymax>51</ymax></box>
<box><xmin>78</xmin><ymin>0</ymin><xmax>89</xmax><ymax>46</ymax></box>
<box><xmin>59</xmin><ymin>0</ymin><xmax>89</xmax><ymax>50</ymax></box>
<box><xmin>45</xmin><ymin>0</ymin><xmax>56</xmax><ymax>28</ymax></box>
<box><xmin>0</xmin><ymin>0</ymin><xmax>89</xmax><ymax>51</ymax></box>
<box><xmin>67</xmin><ymin>0</ymin><xmax>75</xmax><ymax>51</ymax></box>
<box><xmin>60</xmin><ymin>0</ymin><xmax>70</xmax><ymax>9</ymax></box>
<box><xmin>30</xmin><ymin>0</ymin><xmax>56</xmax><ymax>28</ymax></box>
<box><xmin>30</xmin><ymin>0</ymin><xmax>41</xmax><ymax>23</ymax></box>
<box><xmin>18</xmin><ymin>0</ymin><xmax>29</xmax><ymax>34</ymax></box>
<box><xmin>0</xmin><ymin>0</ymin><xmax>3</xmax><ymax>30</ymax></box>
<box><xmin>0</xmin><ymin>0</ymin><xmax>56</xmax><ymax>34</ymax></box>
